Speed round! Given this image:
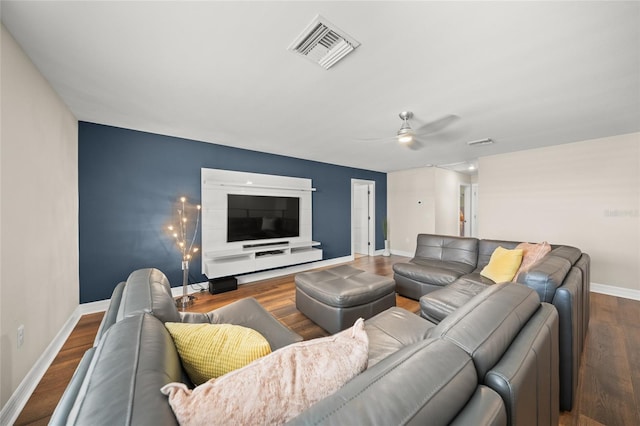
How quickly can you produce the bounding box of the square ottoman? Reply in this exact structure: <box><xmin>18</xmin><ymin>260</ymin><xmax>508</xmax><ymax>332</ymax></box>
<box><xmin>295</xmin><ymin>265</ymin><xmax>396</xmax><ymax>334</ymax></box>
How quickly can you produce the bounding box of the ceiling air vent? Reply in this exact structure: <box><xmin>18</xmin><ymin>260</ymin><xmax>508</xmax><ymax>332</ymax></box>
<box><xmin>288</xmin><ymin>15</ymin><xmax>360</xmax><ymax>70</ymax></box>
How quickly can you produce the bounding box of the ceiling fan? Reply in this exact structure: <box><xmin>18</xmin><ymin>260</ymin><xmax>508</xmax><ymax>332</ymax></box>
<box><xmin>359</xmin><ymin>111</ymin><xmax>459</xmax><ymax>150</ymax></box>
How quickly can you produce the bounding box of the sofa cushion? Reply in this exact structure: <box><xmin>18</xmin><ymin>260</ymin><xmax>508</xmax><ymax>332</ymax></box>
<box><xmin>393</xmin><ymin>259</ymin><xmax>473</xmax><ymax>287</ymax></box>
<box><xmin>457</xmin><ymin>272</ymin><xmax>498</xmax><ymax>287</ymax></box>
<box><xmin>164</xmin><ymin>322</ymin><xmax>272</xmax><ymax>385</ymax></box>
<box><xmin>480</xmin><ymin>247</ymin><xmax>523</xmax><ymax>283</ymax></box>
<box><xmin>414</xmin><ymin>234</ymin><xmax>479</xmax><ymax>267</ymax></box>
<box><xmin>429</xmin><ymin>282</ymin><xmax>540</xmax><ymax>381</ymax></box>
<box><xmin>364</xmin><ymin>307</ymin><xmax>435</xmax><ymax>367</ymax></box>
<box><xmin>207</xmin><ymin>297</ymin><xmax>303</xmax><ymax>350</ymax></box>
<box><xmin>420</xmin><ymin>279</ymin><xmax>488</xmax><ymax>323</ymax></box>
<box><xmin>514</xmin><ymin>241</ymin><xmax>552</xmax><ymax>280</ymax></box>
<box><xmin>161</xmin><ymin>318</ymin><xmax>369</xmax><ymax>426</ymax></box>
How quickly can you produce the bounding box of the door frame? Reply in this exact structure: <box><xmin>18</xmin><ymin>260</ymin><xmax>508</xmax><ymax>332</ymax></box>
<box><xmin>459</xmin><ymin>184</ymin><xmax>472</xmax><ymax>237</ymax></box>
<box><xmin>351</xmin><ymin>179</ymin><xmax>376</xmax><ymax>256</ymax></box>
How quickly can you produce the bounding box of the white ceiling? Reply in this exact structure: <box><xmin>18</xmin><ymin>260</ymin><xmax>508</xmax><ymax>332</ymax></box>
<box><xmin>2</xmin><ymin>1</ymin><xmax>639</xmax><ymax>173</ymax></box>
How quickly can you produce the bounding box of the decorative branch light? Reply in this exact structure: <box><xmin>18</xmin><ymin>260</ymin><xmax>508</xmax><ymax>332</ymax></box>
<box><xmin>166</xmin><ymin>196</ymin><xmax>201</xmax><ymax>310</ymax></box>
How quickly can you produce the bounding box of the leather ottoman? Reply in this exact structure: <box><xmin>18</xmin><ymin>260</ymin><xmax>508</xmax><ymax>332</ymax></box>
<box><xmin>295</xmin><ymin>265</ymin><xmax>396</xmax><ymax>334</ymax></box>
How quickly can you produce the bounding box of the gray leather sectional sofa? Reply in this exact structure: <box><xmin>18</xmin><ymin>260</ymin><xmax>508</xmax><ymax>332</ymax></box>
<box><xmin>51</xmin><ymin>267</ymin><xmax>560</xmax><ymax>425</ymax></box>
<box><xmin>393</xmin><ymin>233</ymin><xmax>591</xmax><ymax>411</ymax></box>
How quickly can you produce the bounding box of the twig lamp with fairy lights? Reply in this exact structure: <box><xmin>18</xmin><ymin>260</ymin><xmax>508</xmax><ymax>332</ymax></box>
<box><xmin>166</xmin><ymin>196</ymin><xmax>201</xmax><ymax>310</ymax></box>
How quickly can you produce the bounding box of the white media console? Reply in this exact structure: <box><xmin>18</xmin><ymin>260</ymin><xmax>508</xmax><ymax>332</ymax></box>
<box><xmin>201</xmin><ymin>168</ymin><xmax>323</xmax><ymax>279</ymax></box>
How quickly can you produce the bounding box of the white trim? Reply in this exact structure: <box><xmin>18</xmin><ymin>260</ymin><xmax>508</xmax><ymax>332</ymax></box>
<box><xmin>0</xmin><ymin>307</ymin><xmax>82</xmax><ymax>426</ymax></box>
<box><xmin>235</xmin><ymin>257</ymin><xmax>354</xmax><ymax>284</ymax></box>
<box><xmin>77</xmin><ymin>299</ymin><xmax>110</xmax><ymax>315</ymax></box>
<box><xmin>391</xmin><ymin>249</ymin><xmax>414</xmax><ymax>258</ymax></box>
<box><xmin>208</xmin><ymin>182</ymin><xmax>316</xmax><ymax>192</ymax></box>
<box><xmin>590</xmin><ymin>282</ymin><xmax>640</xmax><ymax>301</ymax></box>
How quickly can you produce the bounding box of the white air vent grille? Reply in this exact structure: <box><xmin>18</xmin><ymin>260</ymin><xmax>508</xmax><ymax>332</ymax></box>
<box><xmin>289</xmin><ymin>15</ymin><xmax>360</xmax><ymax>69</ymax></box>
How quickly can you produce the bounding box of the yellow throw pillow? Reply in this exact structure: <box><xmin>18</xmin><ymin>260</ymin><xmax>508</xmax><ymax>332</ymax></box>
<box><xmin>480</xmin><ymin>246</ymin><xmax>524</xmax><ymax>283</ymax></box>
<box><xmin>165</xmin><ymin>322</ymin><xmax>271</xmax><ymax>385</ymax></box>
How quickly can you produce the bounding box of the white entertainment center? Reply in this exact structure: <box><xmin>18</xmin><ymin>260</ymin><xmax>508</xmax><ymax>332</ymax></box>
<box><xmin>201</xmin><ymin>168</ymin><xmax>323</xmax><ymax>279</ymax></box>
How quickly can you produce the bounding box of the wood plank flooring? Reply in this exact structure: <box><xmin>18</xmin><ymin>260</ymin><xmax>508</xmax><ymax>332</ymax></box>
<box><xmin>14</xmin><ymin>255</ymin><xmax>640</xmax><ymax>425</ymax></box>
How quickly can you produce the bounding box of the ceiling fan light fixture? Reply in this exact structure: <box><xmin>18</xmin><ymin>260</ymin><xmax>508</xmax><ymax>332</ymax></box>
<box><xmin>397</xmin><ymin>132</ymin><xmax>414</xmax><ymax>144</ymax></box>
<box><xmin>397</xmin><ymin>111</ymin><xmax>414</xmax><ymax>143</ymax></box>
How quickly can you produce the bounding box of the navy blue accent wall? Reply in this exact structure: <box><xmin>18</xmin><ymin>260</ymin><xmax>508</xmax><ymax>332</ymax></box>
<box><xmin>79</xmin><ymin>122</ymin><xmax>387</xmax><ymax>303</ymax></box>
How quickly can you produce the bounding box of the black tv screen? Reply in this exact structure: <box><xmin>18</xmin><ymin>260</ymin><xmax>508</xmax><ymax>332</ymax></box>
<box><xmin>227</xmin><ymin>194</ymin><xmax>300</xmax><ymax>243</ymax></box>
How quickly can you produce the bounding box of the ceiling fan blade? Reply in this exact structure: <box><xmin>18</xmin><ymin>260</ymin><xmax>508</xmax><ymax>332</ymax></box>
<box><xmin>355</xmin><ymin>135</ymin><xmax>398</xmax><ymax>142</ymax></box>
<box><xmin>413</xmin><ymin>114</ymin><xmax>459</xmax><ymax>136</ymax></box>
<box><xmin>405</xmin><ymin>139</ymin><xmax>424</xmax><ymax>150</ymax></box>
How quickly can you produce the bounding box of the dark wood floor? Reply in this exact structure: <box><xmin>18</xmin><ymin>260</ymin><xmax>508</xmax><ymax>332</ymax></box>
<box><xmin>15</xmin><ymin>255</ymin><xmax>640</xmax><ymax>425</ymax></box>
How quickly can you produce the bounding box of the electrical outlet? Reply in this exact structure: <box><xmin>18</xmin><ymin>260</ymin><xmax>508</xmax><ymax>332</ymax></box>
<box><xmin>17</xmin><ymin>325</ymin><xmax>25</xmax><ymax>348</ymax></box>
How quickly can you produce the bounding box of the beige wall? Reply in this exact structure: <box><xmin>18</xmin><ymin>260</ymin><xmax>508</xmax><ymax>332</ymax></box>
<box><xmin>1</xmin><ymin>25</ymin><xmax>79</xmax><ymax>407</ymax></box>
<box><xmin>478</xmin><ymin>132</ymin><xmax>640</xmax><ymax>292</ymax></box>
<box><xmin>388</xmin><ymin>167</ymin><xmax>470</xmax><ymax>254</ymax></box>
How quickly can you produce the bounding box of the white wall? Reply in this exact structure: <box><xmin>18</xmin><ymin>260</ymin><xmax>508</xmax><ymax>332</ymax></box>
<box><xmin>1</xmin><ymin>25</ymin><xmax>79</xmax><ymax>408</ymax></box>
<box><xmin>478</xmin><ymin>132</ymin><xmax>640</xmax><ymax>294</ymax></box>
<box><xmin>387</xmin><ymin>167</ymin><xmax>470</xmax><ymax>255</ymax></box>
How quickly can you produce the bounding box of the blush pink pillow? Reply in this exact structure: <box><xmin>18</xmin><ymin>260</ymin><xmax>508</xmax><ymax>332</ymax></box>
<box><xmin>514</xmin><ymin>241</ymin><xmax>552</xmax><ymax>281</ymax></box>
<box><xmin>161</xmin><ymin>318</ymin><xmax>369</xmax><ymax>425</ymax></box>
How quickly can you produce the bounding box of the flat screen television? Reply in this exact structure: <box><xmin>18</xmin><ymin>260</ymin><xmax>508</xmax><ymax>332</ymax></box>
<box><xmin>227</xmin><ymin>194</ymin><xmax>300</xmax><ymax>243</ymax></box>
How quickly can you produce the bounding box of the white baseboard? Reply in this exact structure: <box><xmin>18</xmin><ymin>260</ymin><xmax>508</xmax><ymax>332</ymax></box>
<box><xmin>390</xmin><ymin>249</ymin><xmax>414</xmax><ymax>258</ymax></box>
<box><xmin>0</xmin><ymin>306</ymin><xmax>82</xmax><ymax>426</ymax></box>
<box><xmin>590</xmin><ymin>282</ymin><xmax>640</xmax><ymax>301</ymax></box>
<box><xmin>77</xmin><ymin>298</ymin><xmax>110</xmax><ymax>315</ymax></box>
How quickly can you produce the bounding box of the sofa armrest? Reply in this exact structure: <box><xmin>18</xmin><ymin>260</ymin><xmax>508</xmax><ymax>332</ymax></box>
<box><xmin>517</xmin><ymin>255</ymin><xmax>572</xmax><ymax>303</ymax></box>
<box><xmin>49</xmin><ymin>348</ymin><xmax>96</xmax><ymax>426</ymax></box>
<box><xmin>485</xmin><ymin>303</ymin><xmax>559</xmax><ymax>425</ymax></box>
<box><xmin>93</xmin><ymin>281</ymin><xmax>126</xmax><ymax>346</ymax></box>
<box><xmin>552</xmin><ymin>267</ymin><xmax>583</xmax><ymax>411</ymax></box>
<box><xmin>287</xmin><ymin>338</ymin><xmax>479</xmax><ymax>425</ymax></box>
<box><xmin>449</xmin><ymin>386</ymin><xmax>507</xmax><ymax>426</ymax></box>
<box><xmin>207</xmin><ymin>297</ymin><xmax>302</xmax><ymax>350</ymax></box>
<box><xmin>66</xmin><ymin>314</ymin><xmax>182</xmax><ymax>426</ymax></box>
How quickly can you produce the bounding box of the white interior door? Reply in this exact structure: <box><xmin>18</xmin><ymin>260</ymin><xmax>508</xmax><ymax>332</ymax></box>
<box><xmin>353</xmin><ymin>184</ymin><xmax>369</xmax><ymax>255</ymax></box>
<box><xmin>352</xmin><ymin>180</ymin><xmax>375</xmax><ymax>256</ymax></box>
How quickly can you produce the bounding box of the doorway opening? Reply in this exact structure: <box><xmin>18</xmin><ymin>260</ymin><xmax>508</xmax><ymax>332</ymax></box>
<box><xmin>458</xmin><ymin>183</ymin><xmax>478</xmax><ymax>237</ymax></box>
<box><xmin>351</xmin><ymin>179</ymin><xmax>375</xmax><ymax>257</ymax></box>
